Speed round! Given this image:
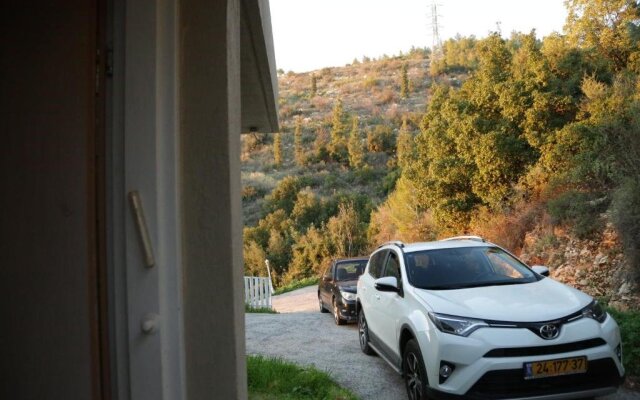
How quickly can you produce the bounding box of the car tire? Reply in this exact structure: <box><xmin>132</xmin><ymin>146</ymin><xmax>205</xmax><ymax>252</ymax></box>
<box><xmin>332</xmin><ymin>297</ymin><xmax>346</xmax><ymax>325</ymax></box>
<box><xmin>358</xmin><ymin>308</ymin><xmax>375</xmax><ymax>355</ymax></box>
<box><xmin>403</xmin><ymin>338</ymin><xmax>429</xmax><ymax>400</ymax></box>
<box><xmin>319</xmin><ymin>293</ymin><xmax>329</xmax><ymax>313</ymax></box>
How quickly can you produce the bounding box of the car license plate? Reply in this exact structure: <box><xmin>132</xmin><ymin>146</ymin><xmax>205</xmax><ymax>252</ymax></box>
<box><xmin>524</xmin><ymin>356</ymin><xmax>588</xmax><ymax>380</ymax></box>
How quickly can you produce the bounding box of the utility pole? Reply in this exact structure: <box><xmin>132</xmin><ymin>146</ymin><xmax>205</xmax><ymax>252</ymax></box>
<box><xmin>428</xmin><ymin>1</ymin><xmax>444</xmax><ymax>70</ymax></box>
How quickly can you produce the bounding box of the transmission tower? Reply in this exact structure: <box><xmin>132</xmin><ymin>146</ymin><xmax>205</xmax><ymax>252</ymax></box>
<box><xmin>428</xmin><ymin>1</ymin><xmax>444</xmax><ymax>68</ymax></box>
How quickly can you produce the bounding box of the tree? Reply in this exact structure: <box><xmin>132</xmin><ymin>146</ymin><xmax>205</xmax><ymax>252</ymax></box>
<box><xmin>564</xmin><ymin>0</ymin><xmax>640</xmax><ymax>72</ymax></box>
<box><xmin>347</xmin><ymin>116</ymin><xmax>365</xmax><ymax>169</ymax></box>
<box><xmin>310</xmin><ymin>74</ymin><xmax>318</xmax><ymax>97</ymax></box>
<box><xmin>313</xmin><ymin>127</ymin><xmax>330</xmax><ymax>162</ymax></box>
<box><xmin>400</xmin><ymin>63</ymin><xmax>409</xmax><ymax>98</ymax></box>
<box><xmin>396</xmin><ymin>116</ymin><xmax>414</xmax><ymax>169</ymax></box>
<box><xmin>287</xmin><ymin>226</ymin><xmax>330</xmax><ymax>281</ymax></box>
<box><xmin>273</xmin><ymin>132</ymin><xmax>282</xmax><ymax>166</ymax></box>
<box><xmin>294</xmin><ymin>117</ymin><xmax>304</xmax><ymax>166</ymax></box>
<box><xmin>328</xmin><ymin>98</ymin><xmax>348</xmax><ymax>161</ymax></box>
<box><xmin>326</xmin><ymin>202</ymin><xmax>367</xmax><ymax>257</ymax></box>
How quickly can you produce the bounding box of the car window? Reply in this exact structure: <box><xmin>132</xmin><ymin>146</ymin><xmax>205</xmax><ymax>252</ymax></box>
<box><xmin>368</xmin><ymin>250</ymin><xmax>387</xmax><ymax>279</ymax></box>
<box><xmin>405</xmin><ymin>246</ymin><xmax>537</xmax><ymax>290</ymax></box>
<box><xmin>382</xmin><ymin>251</ymin><xmax>401</xmax><ymax>281</ymax></box>
<box><xmin>323</xmin><ymin>266</ymin><xmax>333</xmax><ymax>280</ymax></box>
<box><xmin>486</xmin><ymin>250</ymin><xmax>526</xmax><ymax>278</ymax></box>
<box><xmin>335</xmin><ymin>260</ymin><xmax>367</xmax><ymax>281</ymax></box>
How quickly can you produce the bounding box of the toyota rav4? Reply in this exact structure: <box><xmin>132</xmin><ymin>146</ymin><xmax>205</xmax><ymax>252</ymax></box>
<box><xmin>356</xmin><ymin>237</ymin><xmax>625</xmax><ymax>400</ymax></box>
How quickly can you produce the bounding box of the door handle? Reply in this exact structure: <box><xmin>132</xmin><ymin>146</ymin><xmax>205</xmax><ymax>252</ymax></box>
<box><xmin>128</xmin><ymin>190</ymin><xmax>155</xmax><ymax>268</ymax></box>
<box><xmin>375</xmin><ymin>294</ymin><xmax>380</xmax><ymax>300</ymax></box>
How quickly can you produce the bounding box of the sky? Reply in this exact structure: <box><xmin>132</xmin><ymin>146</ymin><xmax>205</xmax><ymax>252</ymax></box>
<box><xmin>269</xmin><ymin>0</ymin><xmax>569</xmax><ymax>73</ymax></box>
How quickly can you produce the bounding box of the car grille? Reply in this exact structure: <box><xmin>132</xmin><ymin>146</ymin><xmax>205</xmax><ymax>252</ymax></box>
<box><xmin>483</xmin><ymin>338</ymin><xmax>607</xmax><ymax>358</ymax></box>
<box><xmin>467</xmin><ymin>358</ymin><xmax>621</xmax><ymax>399</ymax></box>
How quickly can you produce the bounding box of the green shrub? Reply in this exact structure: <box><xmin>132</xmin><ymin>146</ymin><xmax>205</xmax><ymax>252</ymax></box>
<box><xmin>611</xmin><ymin>179</ymin><xmax>640</xmax><ymax>279</ymax></box>
<box><xmin>547</xmin><ymin>191</ymin><xmax>608</xmax><ymax>238</ymax></box>
<box><xmin>245</xmin><ymin>305</ymin><xmax>278</xmax><ymax>314</ymax></box>
<box><xmin>247</xmin><ymin>356</ymin><xmax>358</xmax><ymax>400</ymax></box>
<box><xmin>273</xmin><ymin>276</ymin><xmax>320</xmax><ymax>296</ymax></box>
<box><xmin>366</xmin><ymin>125</ymin><xmax>396</xmax><ymax>154</ymax></box>
<box><xmin>606</xmin><ymin>307</ymin><xmax>640</xmax><ymax>376</ymax></box>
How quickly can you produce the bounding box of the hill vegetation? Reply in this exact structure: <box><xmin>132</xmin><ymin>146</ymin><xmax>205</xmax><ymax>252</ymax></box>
<box><xmin>241</xmin><ymin>0</ymin><xmax>640</xmax><ymax>310</ymax></box>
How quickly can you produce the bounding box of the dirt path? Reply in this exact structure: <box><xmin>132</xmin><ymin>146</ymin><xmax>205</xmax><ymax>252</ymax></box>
<box><xmin>271</xmin><ymin>285</ymin><xmax>319</xmax><ymax>313</ymax></box>
<box><xmin>246</xmin><ymin>287</ymin><xmax>640</xmax><ymax>400</ymax></box>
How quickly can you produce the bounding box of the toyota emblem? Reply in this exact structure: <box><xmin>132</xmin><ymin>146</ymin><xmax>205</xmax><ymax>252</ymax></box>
<box><xmin>539</xmin><ymin>324</ymin><xmax>559</xmax><ymax>340</ymax></box>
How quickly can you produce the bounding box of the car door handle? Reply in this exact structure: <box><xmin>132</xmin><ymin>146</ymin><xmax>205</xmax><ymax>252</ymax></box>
<box><xmin>375</xmin><ymin>294</ymin><xmax>380</xmax><ymax>300</ymax></box>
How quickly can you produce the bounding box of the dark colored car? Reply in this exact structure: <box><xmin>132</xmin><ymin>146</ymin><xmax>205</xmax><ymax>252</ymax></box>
<box><xmin>318</xmin><ymin>257</ymin><xmax>368</xmax><ymax>325</ymax></box>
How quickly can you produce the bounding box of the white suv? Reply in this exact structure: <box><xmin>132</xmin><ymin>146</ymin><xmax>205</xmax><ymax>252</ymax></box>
<box><xmin>356</xmin><ymin>237</ymin><xmax>625</xmax><ymax>400</ymax></box>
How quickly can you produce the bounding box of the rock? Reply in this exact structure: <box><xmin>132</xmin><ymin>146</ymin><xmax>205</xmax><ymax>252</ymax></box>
<box><xmin>618</xmin><ymin>282</ymin><xmax>632</xmax><ymax>295</ymax></box>
<box><xmin>593</xmin><ymin>253</ymin><xmax>608</xmax><ymax>266</ymax></box>
<box><xmin>579</xmin><ymin>279</ymin><xmax>589</xmax><ymax>286</ymax></box>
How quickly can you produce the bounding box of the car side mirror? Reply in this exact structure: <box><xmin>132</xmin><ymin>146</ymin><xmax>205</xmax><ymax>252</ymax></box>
<box><xmin>532</xmin><ymin>265</ymin><xmax>550</xmax><ymax>277</ymax></box>
<box><xmin>374</xmin><ymin>276</ymin><xmax>399</xmax><ymax>293</ymax></box>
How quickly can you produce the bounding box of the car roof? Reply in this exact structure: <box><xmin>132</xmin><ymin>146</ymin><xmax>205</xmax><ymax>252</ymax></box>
<box><xmin>379</xmin><ymin>239</ymin><xmax>495</xmax><ymax>253</ymax></box>
<box><xmin>335</xmin><ymin>257</ymin><xmax>369</xmax><ymax>262</ymax></box>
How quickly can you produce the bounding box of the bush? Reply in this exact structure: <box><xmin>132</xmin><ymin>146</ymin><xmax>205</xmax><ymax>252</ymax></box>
<box><xmin>263</xmin><ymin>177</ymin><xmax>303</xmax><ymax>215</ymax></box>
<box><xmin>606</xmin><ymin>307</ymin><xmax>640</xmax><ymax>377</ymax></box>
<box><xmin>547</xmin><ymin>191</ymin><xmax>609</xmax><ymax>239</ymax></box>
<box><xmin>273</xmin><ymin>276</ymin><xmax>320</xmax><ymax>296</ymax></box>
<box><xmin>366</xmin><ymin>125</ymin><xmax>395</xmax><ymax>154</ymax></box>
<box><xmin>611</xmin><ymin>179</ymin><xmax>640</xmax><ymax>279</ymax></box>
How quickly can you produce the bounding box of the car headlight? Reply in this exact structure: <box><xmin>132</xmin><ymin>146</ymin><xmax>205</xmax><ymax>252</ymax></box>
<box><xmin>428</xmin><ymin>312</ymin><xmax>488</xmax><ymax>337</ymax></box>
<box><xmin>340</xmin><ymin>291</ymin><xmax>356</xmax><ymax>301</ymax></box>
<box><xmin>581</xmin><ymin>300</ymin><xmax>607</xmax><ymax>323</ymax></box>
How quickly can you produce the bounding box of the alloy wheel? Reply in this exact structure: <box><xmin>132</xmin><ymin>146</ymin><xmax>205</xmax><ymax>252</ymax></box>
<box><xmin>405</xmin><ymin>351</ymin><xmax>423</xmax><ymax>400</ymax></box>
<box><xmin>358</xmin><ymin>312</ymin><xmax>368</xmax><ymax>349</ymax></box>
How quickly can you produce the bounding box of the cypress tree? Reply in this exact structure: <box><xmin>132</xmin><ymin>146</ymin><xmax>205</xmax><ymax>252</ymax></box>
<box><xmin>311</xmin><ymin>74</ymin><xmax>317</xmax><ymax>97</ymax></box>
<box><xmin>400</xmin><ymin>63</ymin><xmax>409</xmax><ymax>98</ymax></box>
<box><xmin>273</xmin><ymin>132</ymin><xmax>282</xmax><ymax>167</ymax></box>
<box><xmin>396</xmin><ymin>116</ymin><xmax>413</xmax><ymax>169</ymax></box>
<box><xmin>348</xmin><ymin>116</ymin><xmax>365</xmax><ymax>169</ymax></box>
<box><xmin>328</xmin><ymin>98</ymin><xmax>347</xmax><ymax>161</ymax></box>
<box><xmin>294</xmin><ymin>117</ymin><xmax>304</xmax><ymax>166</ymax></box>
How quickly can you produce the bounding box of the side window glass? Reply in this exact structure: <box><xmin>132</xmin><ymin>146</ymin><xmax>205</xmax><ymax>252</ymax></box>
<box><xmin>324</xmin><ymin>265</ymin><xmax>333</xmax><ymax>280</ymax></box>
<box><xmin>368</xmin><ymin>250</ymin><xmax>387</xmax><ymax>279</ymax></box>
<box><xmin>382</xmin><ymin>251</ymin><xmax>401</xmax><ymax>281</ymax></box>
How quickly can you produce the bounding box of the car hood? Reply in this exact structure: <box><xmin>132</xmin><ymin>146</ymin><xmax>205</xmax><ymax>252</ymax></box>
<box><xmin>413</xmin><ymin>278</ymin><xmax>592</xmax><ymax>322</ymax></box>
<box><xmin>337</xmin><ymin>280</ymin><xmax>358</xmax><ymax>293</ymax></box>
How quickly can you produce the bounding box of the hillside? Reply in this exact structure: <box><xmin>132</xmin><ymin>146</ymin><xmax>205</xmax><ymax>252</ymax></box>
<box><xmin>241</xmin><ymin>48</ymin><xmax>435</xmax><ymax>226</ymax></box>
<box><xmin>241</xmin><ymin>3</ymin><xmax>640</xmax><ymax>315</ymax></box>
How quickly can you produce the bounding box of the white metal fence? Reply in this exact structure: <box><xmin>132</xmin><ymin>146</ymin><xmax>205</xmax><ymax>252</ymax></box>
<box><xmin>244</xmin><ymin>276</ymin><xmax>273</xmax><ymax>309</ymax></box>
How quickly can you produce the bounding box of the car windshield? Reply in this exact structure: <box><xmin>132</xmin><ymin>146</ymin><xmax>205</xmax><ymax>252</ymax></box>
<box><xmin>405</xmin><ymin>246</ymin><xmax>538</xmax><ymax>290</ymax></box>
<box><xmin>335</xmin><ymin>261</ymin><xmax>367</xmax><ymax>281</ymax></box>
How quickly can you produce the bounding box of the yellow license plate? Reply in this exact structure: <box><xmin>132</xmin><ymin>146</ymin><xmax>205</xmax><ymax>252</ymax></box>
<box><xmin>524</xmin><ymin>356</ymin><xmax>588</xmax><ymax>380</ymax></box>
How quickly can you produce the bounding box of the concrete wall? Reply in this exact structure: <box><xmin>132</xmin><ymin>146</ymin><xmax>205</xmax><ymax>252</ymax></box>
<box><xmin>179</xmin><ymin>0</ymin><xmax>247</xmax><ymax>398</ymax></box>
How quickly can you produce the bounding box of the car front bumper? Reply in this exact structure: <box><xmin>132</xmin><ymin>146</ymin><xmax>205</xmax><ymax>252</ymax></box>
<box><xmin>337</xmin><ymin>299</ymin><xmax>358</xmax><ymax>322</ymax></box>
<box><xmin>416</xmin><ymin>314</ymin><xmax>625</xmax><ymax>399</ymax></box>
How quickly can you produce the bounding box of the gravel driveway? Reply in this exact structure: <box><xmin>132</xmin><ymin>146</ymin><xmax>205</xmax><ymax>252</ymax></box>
<box><xmin>246</xmin><ymin>286</ymin><xmax>639</xmax><ymax>400</ymax></box>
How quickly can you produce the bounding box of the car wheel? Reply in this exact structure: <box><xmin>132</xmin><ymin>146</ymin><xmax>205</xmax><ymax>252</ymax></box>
<box><xmin>318</xmin><ymin>293</ymin><xmax>328</xmax><ymax>313</ymax></box>
<box><xmin>332</xmin><ymin>297</ymin><xmax>346</xmax><ymax>325</ymax></box>
<box><xmin>403</xmin><ymin>339</ymin><xmax>429</xmax><ymax>400</ymax></box>
<box><xmin>358</xmin><ymin>309</ymin><xmax>375</xmax><ymax>355</ymax></box>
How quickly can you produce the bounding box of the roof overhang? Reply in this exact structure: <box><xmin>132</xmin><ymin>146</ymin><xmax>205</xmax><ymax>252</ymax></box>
<box><xmin>240</xmin><ymin>0</ymin><xmax>279</xmax><ymax>133</ymax></box>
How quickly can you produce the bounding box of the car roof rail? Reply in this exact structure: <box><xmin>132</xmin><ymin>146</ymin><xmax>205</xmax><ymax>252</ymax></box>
<box><xmin>440</xmin><ymin>235</ymin><xmax>486</xmax><ymax>243</ymax></box>
<box><xmin>378</xmin><ymin>240</ymin><xmax>405</xmax><ymax>249</ymax></box>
